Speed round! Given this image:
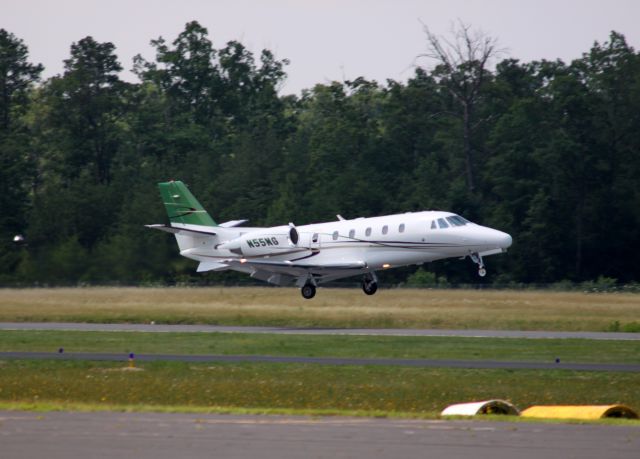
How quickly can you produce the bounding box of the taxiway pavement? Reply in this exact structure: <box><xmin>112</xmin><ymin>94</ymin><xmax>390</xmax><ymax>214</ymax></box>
<box><xmin>1</xmin><ymin>411</ymin><xmax>639</xmax><ymax>459</ymax></box>
<box><xmin>1</xmin><ymin>322</ymin><xmax>639</xmax><ymax>340</ymax></box>
<box><xmin>2</xmin><ymin>350</ymin><xmax>639</xmax><ymax>372</ymax></box>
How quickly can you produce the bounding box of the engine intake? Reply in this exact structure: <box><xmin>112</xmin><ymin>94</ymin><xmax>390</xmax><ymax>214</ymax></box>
<box><xmin>289</xmin><ymin>225</ymin><xmax>299</xmax><ymax>245</ymax></box>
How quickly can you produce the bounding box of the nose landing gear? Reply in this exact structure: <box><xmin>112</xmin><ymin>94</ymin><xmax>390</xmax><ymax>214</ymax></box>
<box><xmin>470</xmin><ymin>253</ymin><xmax>487</xmax><ymax>277</ymax></box>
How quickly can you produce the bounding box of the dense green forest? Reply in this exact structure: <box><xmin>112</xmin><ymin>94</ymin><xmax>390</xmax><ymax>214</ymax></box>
<box><xmin>1</xmin><ymin>22</ymin><xmax>639</xmax><ymax>287</ymax></box>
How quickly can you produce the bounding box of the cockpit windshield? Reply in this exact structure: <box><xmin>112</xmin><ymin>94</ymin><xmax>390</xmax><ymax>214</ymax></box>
<box><xmin>446</xmin><ymin>215</ymin><xmax>468</xmax><ymax>227</ymax></box>
<box><xmin>430</xmin><ymin>214</ymin><xmax>472</xmax><ymax>230</ymax></box>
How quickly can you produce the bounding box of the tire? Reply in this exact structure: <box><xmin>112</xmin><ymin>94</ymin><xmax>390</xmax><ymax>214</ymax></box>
<box><xmin>362</xmin><ymin>281</ymin><xmax>378</xmax><ymax>295</ymax></box>
<box><xmin>301</xmin><ymin>284</ymin><xmax>316</xmax><ymax>299</ymax></box>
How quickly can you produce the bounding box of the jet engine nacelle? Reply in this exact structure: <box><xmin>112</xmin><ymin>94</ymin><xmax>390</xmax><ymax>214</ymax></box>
<box><xmin>218</xmin><ymin>225</ymin><xmax>299</xmax><ymax>256</ymax></box>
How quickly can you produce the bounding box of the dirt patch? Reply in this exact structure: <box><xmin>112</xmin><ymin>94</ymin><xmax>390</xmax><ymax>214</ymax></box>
<box><xmin>93</xmin><ymin>367</ymin><xmax>145</xmax><ymax>373</ymax></box>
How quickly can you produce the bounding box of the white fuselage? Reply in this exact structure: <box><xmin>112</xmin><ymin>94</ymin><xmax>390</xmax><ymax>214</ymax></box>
<box><xmin>175</xmin><ymin>210</ymin><xmax>512</xmax><ymax>286</ymax></box>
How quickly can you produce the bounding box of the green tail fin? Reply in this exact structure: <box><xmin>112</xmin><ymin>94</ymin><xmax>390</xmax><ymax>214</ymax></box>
<box><xmin>158</xmin><ymin>181</ymin><xmax>217</xmax><ymax>227</ymax></box>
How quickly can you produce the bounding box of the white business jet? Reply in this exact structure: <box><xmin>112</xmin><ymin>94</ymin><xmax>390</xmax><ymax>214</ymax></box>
<box><xmin>148</xmin><ymin>181</ymin><xmax>512</xmax><ymax>299</ymax></box>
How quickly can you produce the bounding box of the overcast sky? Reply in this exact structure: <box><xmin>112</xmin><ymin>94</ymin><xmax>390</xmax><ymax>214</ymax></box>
<box><xmin>5</xmin><ymin>0</ymin><xmax>640</xmax><ymax>95</ymax></box>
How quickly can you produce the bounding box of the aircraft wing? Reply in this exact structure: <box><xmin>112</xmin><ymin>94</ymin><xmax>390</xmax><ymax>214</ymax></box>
<box><xmin>221</xmin><ymin>258</ymin><xmax>367</xmax><ymax>277</ymax></box>
<box><xmin>190</xmin><ymin>257</ymin><xmax>366</xmax><ymax>285</ymax></box>
<box><xmin>196</xmin><ymin>261</ymin><xmax>230</xmax><ymax>272</ymax></box>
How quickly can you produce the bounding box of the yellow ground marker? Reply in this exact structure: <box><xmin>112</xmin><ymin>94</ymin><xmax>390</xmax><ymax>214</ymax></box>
<box><xmin>521</xmin><ymin>405</ymin><xmax>638</xmax><ymax>420</ymax></box>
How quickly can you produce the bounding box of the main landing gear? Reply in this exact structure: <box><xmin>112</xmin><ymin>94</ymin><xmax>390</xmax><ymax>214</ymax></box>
<box><xmin>301</xmin><ymin>283</ymin><xmax>316</xmax><ymax>299</ymax></box>
<box><xmin>300</xmin><ymin>272</ymin><xmax>379</xmax><ymax>299</ymax></box>
<box><xmin>362</xmin><ymin>272</ymin><xmax>378</xmax><ymax>295</ymax></box>
<box><xmin>470</xmin><ymin>252</ymin><xmax>487</xmax><ymax>277</ymax></box>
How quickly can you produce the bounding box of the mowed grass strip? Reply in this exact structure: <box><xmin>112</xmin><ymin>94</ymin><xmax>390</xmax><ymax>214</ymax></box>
<box><xmin>2</xmin><ymin>330</ymin><xmax>640</xmax><ymax>364</ymax></box>
<box><xmin>1</xmin><ymin>360</ymin><xmax>639</xmax><ymax>418</ymax></box>
<box><xmin>1</xmin><ymin>287</ymin><xmax>640</xmax><ymax>331</ymax></box>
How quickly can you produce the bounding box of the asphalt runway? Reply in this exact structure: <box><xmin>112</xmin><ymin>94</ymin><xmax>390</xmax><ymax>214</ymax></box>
<box><xmin>2</xmin><ymin>322</ymin><xmax>639</xmax><ymax>340</ymax></box>
<box><xmin>1</xmin><ymin>411</ymin><xmax>639</xmax><ymax>459</ymax></box>
<box><xmin>2</xmin><ymin>350</ymin><xmax>639</xmax><ymax>372</ymax></box>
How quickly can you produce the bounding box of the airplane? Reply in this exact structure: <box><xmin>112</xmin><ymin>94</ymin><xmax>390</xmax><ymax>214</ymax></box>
<box><xmin>147</xmin><ymin>180</ymin><xmax>512</xmax><ymax>299</ymax></box>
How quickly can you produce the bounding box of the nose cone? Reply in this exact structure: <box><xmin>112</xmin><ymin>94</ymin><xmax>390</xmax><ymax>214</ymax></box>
<box><xmin>468</xmin><ymin>227</ymin><xmax>513</xmax><ymax>251</ymax></box>
<box><xmin>498</xmin><ymin>231</ymin><xmax>512</xmax><ymax>249</ymax></box>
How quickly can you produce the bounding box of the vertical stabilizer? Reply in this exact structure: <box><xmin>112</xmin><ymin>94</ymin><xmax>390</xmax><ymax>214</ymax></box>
<box><xmin>158</xmin><ymin>181</ymin><xmax>217</xmax><ymax>227</ymax></box>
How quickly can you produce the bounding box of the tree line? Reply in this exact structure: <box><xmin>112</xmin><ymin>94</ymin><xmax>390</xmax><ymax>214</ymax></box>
<box><xmin>1</xmin><ymin>21</ymin><xmax>639</xmax><ymax>287</ymax></box>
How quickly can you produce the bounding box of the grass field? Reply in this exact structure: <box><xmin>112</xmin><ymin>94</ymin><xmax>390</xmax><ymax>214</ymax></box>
<box><xmin>1</xmin><ymin>360</ymin><xmax>639</xmax><ymax>421</ymax></box>
<box><xmin>1</xmin><ymin>287</ymin><xmax>639</xmax><ymax>421</ymax></box>
<box><xmin>2</xmin><ymin>330</ymin><xmax>640</xmax><ymax>363</ymax></box>
<box><xmin>1</xmin><ymin>287</ymin><xmax>639</xmax><ymax>331</ymax></box>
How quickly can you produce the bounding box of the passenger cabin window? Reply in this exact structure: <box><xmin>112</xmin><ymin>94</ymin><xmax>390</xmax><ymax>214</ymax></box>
<box><xmin>365</xmin><ymin>227</ymin><xmax>372</xmax><ymax>237</ymax></box>
<box><xmin>349</xmin><ymin>229</ymin><xmax>355</xmax><ymax>238</ymax></box>
<box><xmin>430</xmin><ymin>220</ymin><xmax>437</xmax><ymax>229</ymax></box>
<box><xmin>312</xmin><ymin>233</ymin><xmax>319</xmax><ymax>243</ymax></box>
<box><xmin>332</xmin><ymin>231</ymin><xmax>339</xmax><ymax>240</ymax></box>
<box><xmin>382</xmin><ymin>225</ymin><xmax>388</xmax><ymax>235</ymax></box>
<box><xmin>437</xmin><ymin>218</ymin><xmax>449</xmax><ymax>229</ymax></box>
<box><xmin>399</xmin><ymin>223</ymin><xmax>405</xmax><ymax>233</ymax></box>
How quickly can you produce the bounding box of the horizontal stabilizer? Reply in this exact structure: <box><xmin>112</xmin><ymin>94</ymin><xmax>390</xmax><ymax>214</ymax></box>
<box><xmin>145</xmin><ymin>224</ymin><xmax>216</xmax><ymax>236</ymax></box>
<box><xmin>218</xmin><ymin>219</ymin><xmax>249</xmax><ymax>228</ymax></box>
<box><xmin>197</xmin><ymin>261</ymin><xmax>229</xmax><ymax>272</ymax></box>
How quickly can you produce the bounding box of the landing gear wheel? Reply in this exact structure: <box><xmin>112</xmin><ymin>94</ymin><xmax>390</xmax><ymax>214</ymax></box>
<box><xmin>301</xmin><ymin>283</ymin><xmax>316</xmax><ymax>299</ymax></box>
<box><xmin>470</xmin><ymin>253</ymin><xmax>487</xmax><ymax>278</ymax></box>
<box><xmin>362</xmin><ymin>280</ymin><xmax>378</xmax><ymax>295</ymax></box>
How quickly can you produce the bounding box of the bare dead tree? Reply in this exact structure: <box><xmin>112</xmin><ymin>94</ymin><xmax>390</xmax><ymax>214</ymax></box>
<box><xmin>420</xmin><ymin>20</ymin><xmax>502</xmax><ymax>193</ymax></box>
